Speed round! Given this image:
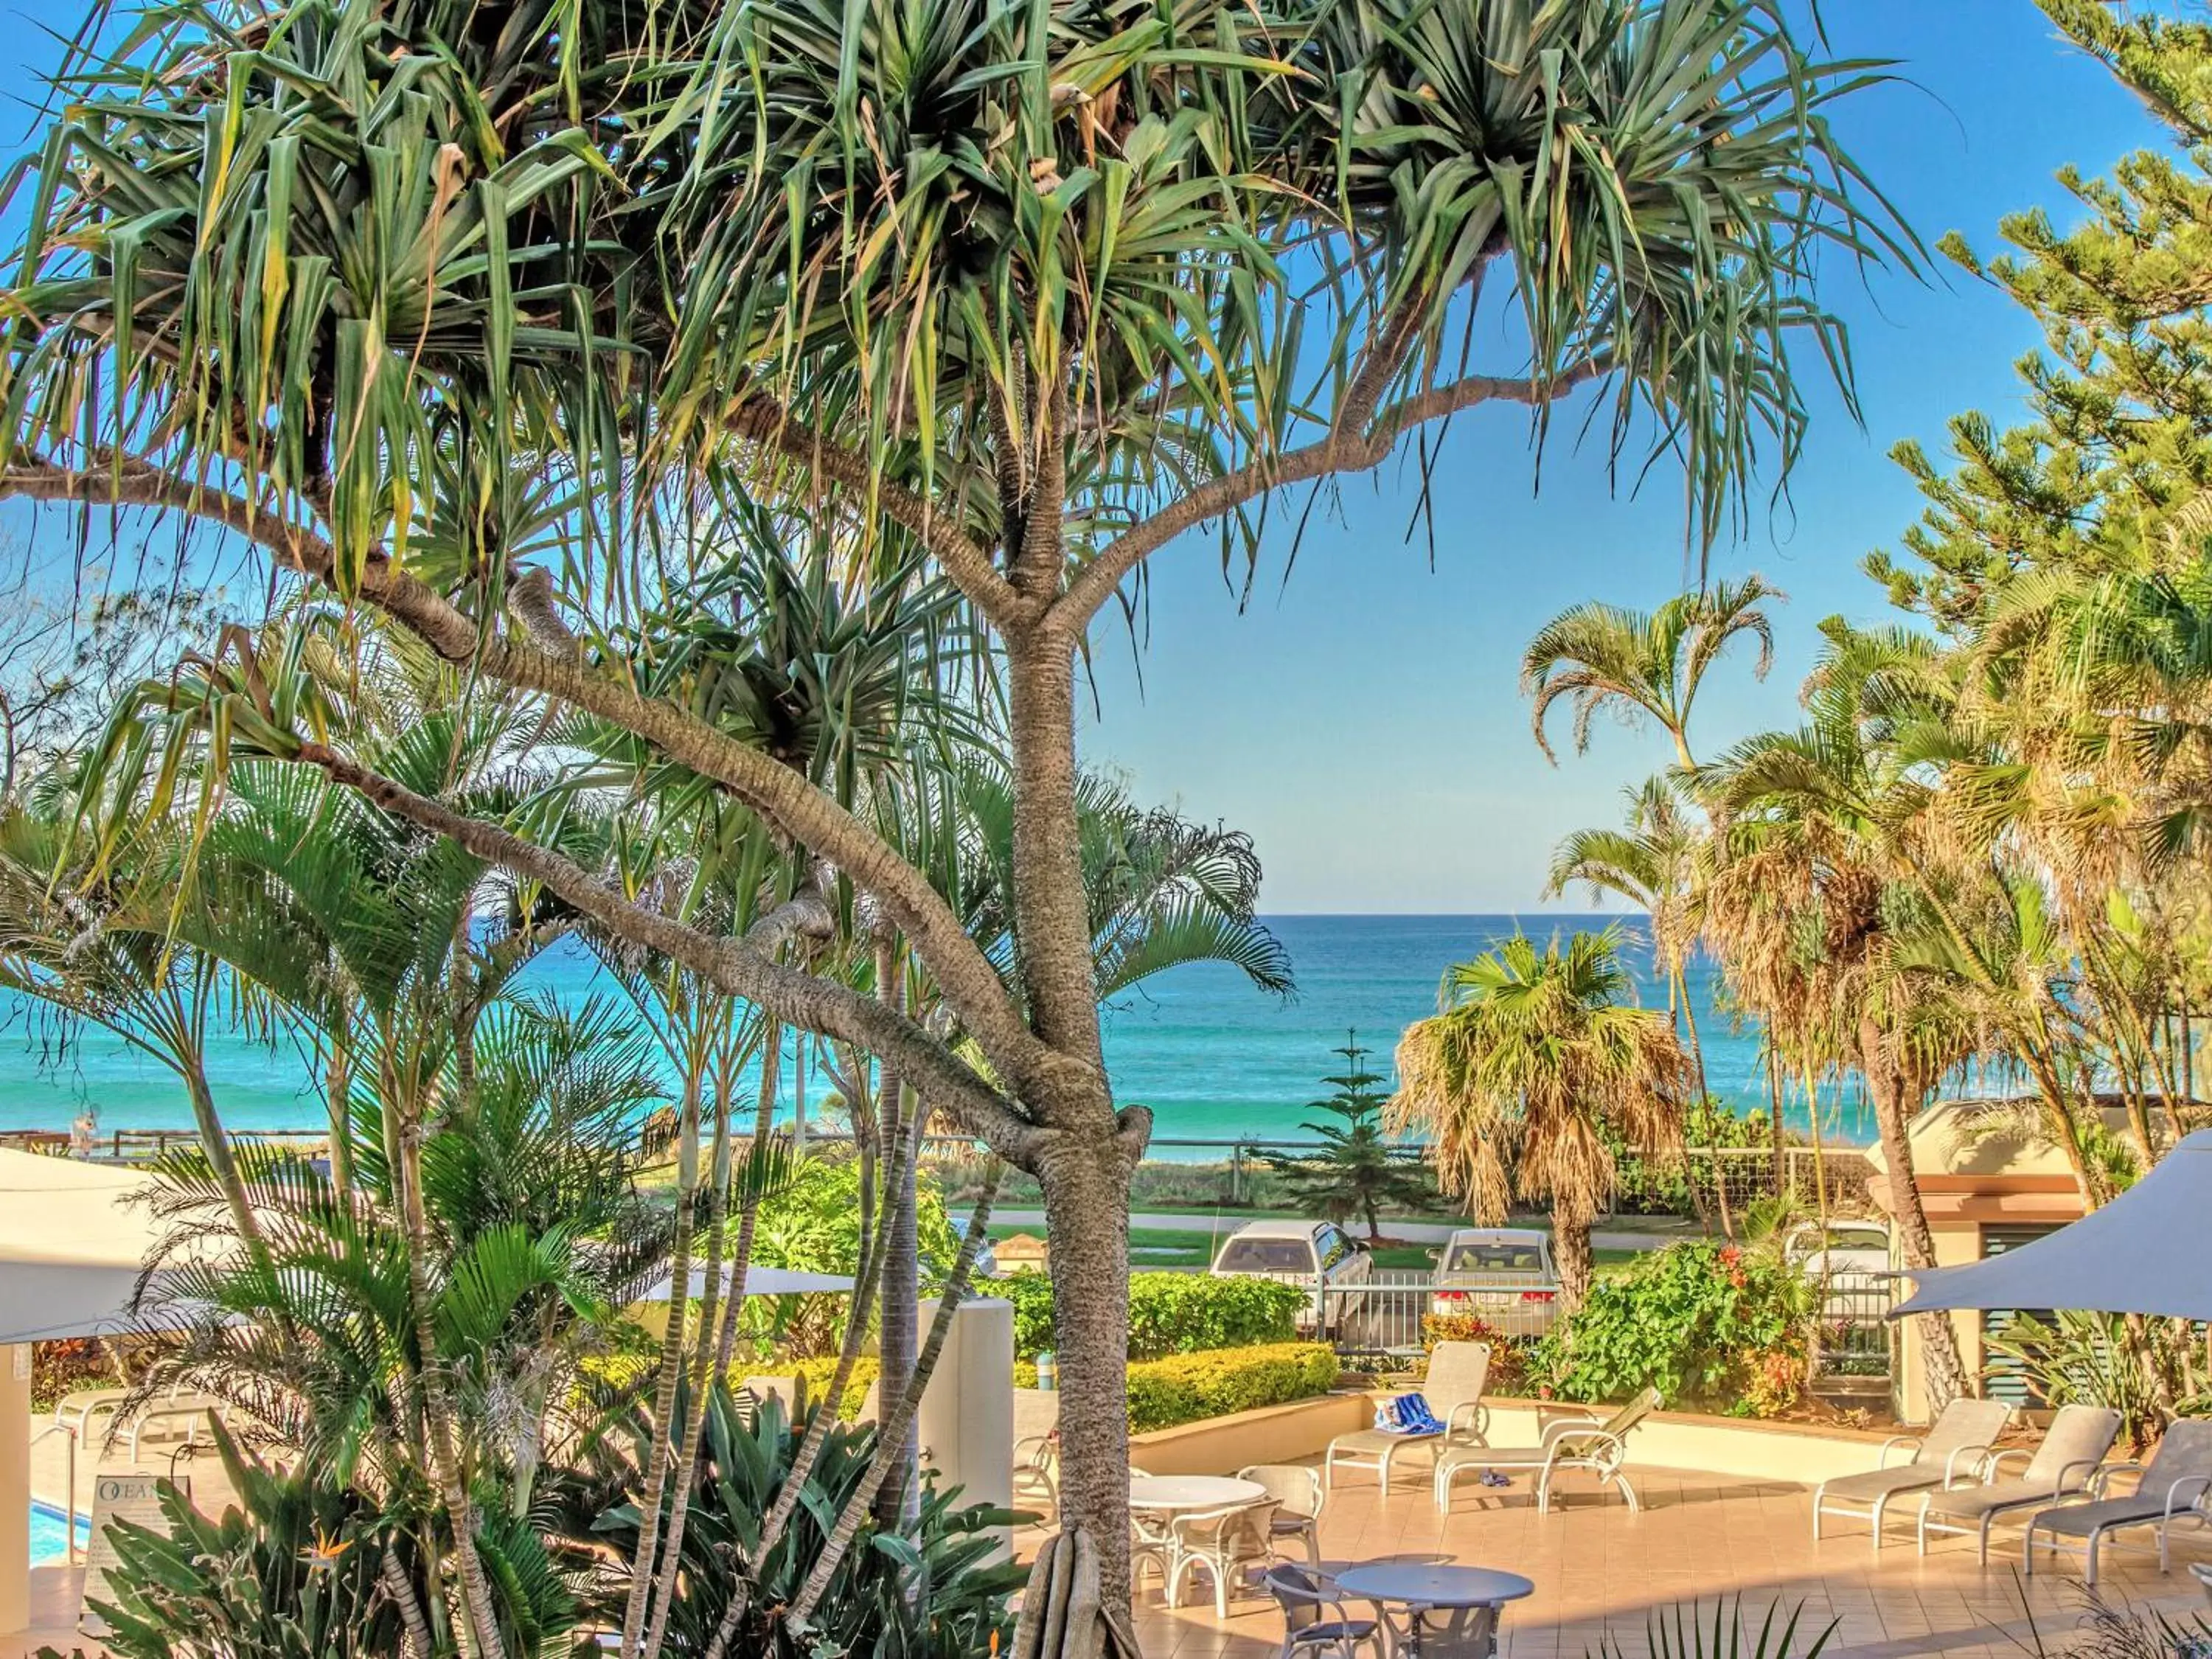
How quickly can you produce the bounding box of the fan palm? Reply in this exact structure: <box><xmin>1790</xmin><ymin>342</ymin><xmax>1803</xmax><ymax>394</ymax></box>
<box><xmin>1391</xmin><ymin>928</ymin><xmax>1688</xmax><ymax>1312</ymax></box>
<box><xmin>1525</xmin><ymin>578</ymin><xmax>1784</xmax><ymax>770</ymax></box>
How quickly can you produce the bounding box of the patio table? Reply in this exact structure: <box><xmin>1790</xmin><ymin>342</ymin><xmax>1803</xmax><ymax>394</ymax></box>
<box><xmin>1335</xmin><ymin>1563</ymin><xmax>1535</xmax><ymax>1659</ymax></box>
<box><xmin>1127</xmin><ymin>1475</ymin><xmax>1267</xmax><ymax>1512</ymax></box>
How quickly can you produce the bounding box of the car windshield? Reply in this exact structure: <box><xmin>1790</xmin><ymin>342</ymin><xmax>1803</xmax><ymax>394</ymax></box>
<box><xmin>1442</xmin><ymin>1242</ymin><xmax>1545</xmax><ymax>1274</ymax></box>
<box><xmin>1217</xmin><ymin>1239</ymin><xmax>1314</xmax><ymax>1273</ymax></box>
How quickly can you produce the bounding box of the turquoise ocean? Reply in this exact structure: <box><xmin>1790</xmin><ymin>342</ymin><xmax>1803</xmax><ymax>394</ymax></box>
<box><xmin>0</xmin><ymin>914</ymin><xmax>1874</xmax><ymax>1147</ymax></box>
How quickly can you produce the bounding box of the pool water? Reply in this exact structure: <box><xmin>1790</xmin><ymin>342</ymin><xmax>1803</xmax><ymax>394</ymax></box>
<box><xmin>29</xmin><ymin>1501</ymin><xmax>88</xmax><ymax>1563</ymax></box>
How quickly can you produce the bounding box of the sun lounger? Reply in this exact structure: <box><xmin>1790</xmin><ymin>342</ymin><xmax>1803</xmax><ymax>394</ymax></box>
<box><xmin>1326</xmin><ymin>1342</ymin><xmax>1491</xmax><ymax>1494</ymax></box>
<box><xmin>1915</xmin><ymin>1403</ymin><xmax>2121</xmax><ymax>1559</ymax></box>
<box><xmin>1812</xmin><ymin>1396</ymin><xmax>2011</xmax><ymax>1549</ymax></box>
<box><xmin>2024</xmin><ymin>1417</ymin><xmax>2212</xmax><ymax>1585</ymax></box>
<box><xmin>1434</xmin><ymin>1386</ymin><xmax>1662</xmax><ymax>1514</ymax></box>
<box><xmin>123</xmin><ymin>1393</ymin><xmax>230</xmax><ymax>1459</ymax></box>
<box><xmin>52</xmin><ymin>1387</ymin><xmax>131</xmax><ymax>1439</ymax></box>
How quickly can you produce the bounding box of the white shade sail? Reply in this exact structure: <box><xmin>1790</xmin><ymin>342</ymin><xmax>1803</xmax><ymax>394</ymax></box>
<box><xmin>0</xmin><ymin>1150</ymin><xmax>164</xmax><ymax>1343</ymax></box>
<box><xmin>1891</xmin><ymin>1128</ymin><xmax>2212</xmax><ymax>1321</ymax></box>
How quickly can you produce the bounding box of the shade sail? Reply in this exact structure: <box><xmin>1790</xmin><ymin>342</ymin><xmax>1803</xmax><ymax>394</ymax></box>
<box><xmin>0</xmin><ymin>1150</ymin><xmax>164</xmax><ymax>1343</ymax></box>
<box><xmin>1891</xmin><ymin>1128</ymin><xmax>2212</xmax><ymax>1321</ymax></box>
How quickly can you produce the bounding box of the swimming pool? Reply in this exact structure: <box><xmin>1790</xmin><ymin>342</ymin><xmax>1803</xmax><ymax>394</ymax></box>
<box><xmin>29</xmin><ymin>1501</ymin><xmax>89</xmax><ymax>1563</ymax></box>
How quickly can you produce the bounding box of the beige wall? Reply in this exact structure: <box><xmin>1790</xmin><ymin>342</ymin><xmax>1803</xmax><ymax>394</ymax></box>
<box><xmin>1894</xmin><ymin>1223</ymin><xmax>1996</xmax><ymax>1426</ymax></box>
<box><xmin>0</xmin><ymin>1346</ymin><xmax>28</xmax><ymax>1634</ymax></box>
<box><xmin>1127</xmin><ymin>1394</ymin><xmax>1373</xmax><ymax>1476</ymax></box>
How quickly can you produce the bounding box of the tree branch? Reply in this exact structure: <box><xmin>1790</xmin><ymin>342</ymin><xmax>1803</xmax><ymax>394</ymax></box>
<box><xmin>1054</xmin><ymin>355</ymin><xmax>1614</xmax><ymax>630</ymax></box>
<box><xmin>0</xmin><ymin>453</ymin><xmax>1062</xmax><ymax>1096</ymax></box>
<box><xmin>291</xmin><ymin>739</ymin><xmax>1043</xmax><ymax>1161</ymax></box>
<box><xmin>724</xmin><ymin>397</ymin><xmax>1033</xmax><ymax>630</ymax></box>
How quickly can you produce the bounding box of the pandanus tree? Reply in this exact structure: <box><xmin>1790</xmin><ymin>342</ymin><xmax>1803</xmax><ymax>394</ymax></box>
<box><xmin>0</xmin><ymin>0</ymin><xmax>1912</xmax><ymax>1601</ymax></box>
<box><xmin>1391</xmin><ymin>927</ymin><xmax>1689</xmax><ymax>1312</ymax></box>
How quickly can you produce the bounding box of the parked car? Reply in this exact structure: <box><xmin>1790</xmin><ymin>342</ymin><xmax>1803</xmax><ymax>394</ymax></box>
<box><xmin>1208</xmin><ymin>1219</ymin><xmax>1373</xmax><ymax>1338</ymax></box>
<box><xmin>1782</xmin><ymin>1219</ymin><xmax>1891</xmax><ymax>1321</ymax></box>
<box><xmin>1781</xmin><ymin>1220</ymin><xmax>1891</xmax><ymax>1291</ymax></box>
<box><xmin>1426</xmin><ymin>1227</ymin><xmax>1561</xmax><ymax>1336</ymax></box>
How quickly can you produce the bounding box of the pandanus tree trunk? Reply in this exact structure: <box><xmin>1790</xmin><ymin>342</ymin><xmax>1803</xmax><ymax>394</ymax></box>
<box><xmin>1860</xmin><ymin>1020</ymin><xmax>1969</xmax><ymax>1411</ymax></box>
<box><xmin>998</xmin><ymin>481</ymin><xmax>1148</xmax><ymax>1604</ymax></box>
<box><xmin>873</xmin><ymin>936</ymin><xmax>922</xmax><ymax>1537</ymax></box>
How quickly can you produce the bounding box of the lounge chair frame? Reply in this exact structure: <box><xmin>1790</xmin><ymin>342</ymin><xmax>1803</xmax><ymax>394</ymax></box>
<box><xmin>1433</xmin><ymin>1388</ymin><xmax>1660</xmax><ymax>1514</ymax></box>
<box><xmin>2023</xmin><ymin>1458</ymin><xmax>2212</xmax><ymax>1586</ymax></box>
<box><xmin>1810</xmin><ymin>1397</ymin><xmax>2011</xmax><ymax>1551</ymax></box>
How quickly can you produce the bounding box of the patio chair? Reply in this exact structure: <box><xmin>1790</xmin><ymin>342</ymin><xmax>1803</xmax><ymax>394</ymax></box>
<box><xmin>1325</xmin><ymin>1342</ymin><xmax>1491</xmax><ymax>1493</ymax></box>
<box><xmin>1434</xmin><ymin>1386</ymin><xmax>1662</xmax><ymax>1514</ymax></box>
<box><xmin>1262</xmin><ymin>1565</ymin><xmax>1384</xmax><ymax>1659</ymax></box>
<box><xmin>1014</xmin><ymin>1432</ymin><xmax>1059</xmax><ymax>1519</ymax></box>
<box><xmin>1810</xmin><ymin>1396</ymin><xmax>2012</xmax><ymax>1550</ymax></box>
<box><xmin>1239</xmin><ymin>1463</ymin><xmax>1324</xmax><ymax>1569</ymax></box>
<box><xmin>1166</xmin><ymin>1499</ymin><xmax>1280</xmax><ymax>1618</ymax></box>
<box><xmin>1914</xmin><ymin>1403</ymin><xmax>2122</xmax><ymax>1560</ymax></box>
<box><xmin>2023</xmin><ymin>1417</ymin><xmax>2212</xmax><ymax>1585</ymax></box>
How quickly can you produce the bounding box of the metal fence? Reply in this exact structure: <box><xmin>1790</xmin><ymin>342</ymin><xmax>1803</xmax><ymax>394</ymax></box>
<box><xmin>1321</xmin><ymin>1270</ymin><xmax>1438</xmax><ymax>1357</ymax></box>
<box><xmin>1806</xmin><ymin>1277</ymin><xmax>1896</xmax><ymax>1402</ymax></box>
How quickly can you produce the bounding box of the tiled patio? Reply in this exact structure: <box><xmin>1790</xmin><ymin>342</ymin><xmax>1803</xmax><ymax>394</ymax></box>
<box><xmin>1113</xmin><ymin>1463</ymin><xmax>2211</xmax><ymax>1659</ymax></box>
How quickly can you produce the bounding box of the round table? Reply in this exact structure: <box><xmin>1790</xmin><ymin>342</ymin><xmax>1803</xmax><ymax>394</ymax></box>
<box><xmin>1127</xmin><ymin>1475</ymin><xmax>1267</xmax><ymax>1512</ymax></box>
<box><xmin>1334</xmin><ymin>1565</ymin><xmax>1535</xmax><ymax>1659</ymax></box>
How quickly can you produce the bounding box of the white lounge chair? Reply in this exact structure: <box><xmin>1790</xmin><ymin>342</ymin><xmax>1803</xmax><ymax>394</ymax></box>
<box><xmin>1324</xmin><ymin>1342</ymin><xmax>1490</xmax><ymax>1493</ymax></box>
<box><xmin>1434</xmin><ymin>1386</ymin><xmax>1662</xmax><ymax>1514</ymax></box>
<box><xmin>1811</xmin><ymin>1397</ymin><xmax>2011</xmax><ymax>1549</ymax></box>
<box><xmin>1915</xmin><ymin>1403</ymin><xmax>2121</xmax><ymax>1559</ymax></box>
<box><xmin>2024</xmin><ymin>1417</ymin><xmax>2212</xmax><ymax>1585</ymax></box>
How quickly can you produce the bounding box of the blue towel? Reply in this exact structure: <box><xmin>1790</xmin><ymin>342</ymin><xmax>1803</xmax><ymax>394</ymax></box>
<box><xmin>1371</xmin><ymin>1392</ymin><xmax>1446</xmax><ymax>1436</ymax></box>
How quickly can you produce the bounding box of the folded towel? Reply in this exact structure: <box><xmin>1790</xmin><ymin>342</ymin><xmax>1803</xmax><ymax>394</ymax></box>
<box><xmin>1371</xmin><ymin>1392</ymin><xmax>1447</xmax><ymax>1436</ymax></box>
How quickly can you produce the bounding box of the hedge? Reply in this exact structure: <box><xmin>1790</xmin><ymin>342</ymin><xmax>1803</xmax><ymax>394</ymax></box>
<box><xmin>1123</xmin><ymin>1343</ymin><xmax>1340</xmax><ymax>1433</ymax></box>
<box><xmin>1003</xmin><ymin>1272</ymin><xmax>1306</xmax><ymax>1361</ymax></box>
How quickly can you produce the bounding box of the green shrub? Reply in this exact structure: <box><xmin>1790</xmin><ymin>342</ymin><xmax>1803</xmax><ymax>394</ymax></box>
<box><xmin>1123</xmin><ymin>1343</ymin><xmax>1339</xmax><ymax>1433</ymax></box>
<box><xmin>1534</xmin><ymin>1240</ymin><xmax>1810</xmax><ymax>1416</ymax></box>
<box><xmin>1003</xmin><ymin>1271</ymin><xmax>1305</xmax><ymax>1362</ymax></box>
<box><xmin>1419</xmin><ymin>1312</ymin><xmax>1534</xmax><ymax>1394</ymax></box>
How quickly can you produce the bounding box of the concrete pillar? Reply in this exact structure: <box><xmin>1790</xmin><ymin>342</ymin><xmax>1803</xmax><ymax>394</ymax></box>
<box><xmin>917</xmin><ymin>1298</ymin><xmax>1012</xmax><ymax>1537</ymax></box>
<box><xmin>0</xmin><ymin>1344</ymin><xmax>29</xmax><ymax>1634</ymax></box>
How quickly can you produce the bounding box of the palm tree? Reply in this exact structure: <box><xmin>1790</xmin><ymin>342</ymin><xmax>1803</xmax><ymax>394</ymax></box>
<box><xmin>1524</xmin><ymin>578</ymin><xmax>1784</xmax><ymax>771</ymax></box>
<box><xmin>0</xmin><ymin>0</ymin><xmax>1912</xmax><ymax>1600</ymax></box>
<box><xmin>1549</xmin><ymin>776</ymin><xmax>1712</xmax><ymax>1100</ymax></box>
<box><xmin>1391</xmin><ymin>928</ymin><xmax>1688</xmax><ymax>1312</ymax></box>
<box><xmin>1697</xmin><ymin>625</ymin><xmax>1995</xmax><ymax>1408</ymax></box>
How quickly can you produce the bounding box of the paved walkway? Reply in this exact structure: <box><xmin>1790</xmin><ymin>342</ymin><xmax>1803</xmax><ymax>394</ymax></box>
<box><xmin>1099</xmin><ymin>1461</ymin><xmax>2208</xmax><ymax>1659</ymax></box>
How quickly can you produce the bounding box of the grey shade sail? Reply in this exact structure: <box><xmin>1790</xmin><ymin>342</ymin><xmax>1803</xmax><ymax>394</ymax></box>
<box><xmin>1891</xmin><ymin>1129</ymin><xmax>2212</xmax><ymax>1321</ymax></box>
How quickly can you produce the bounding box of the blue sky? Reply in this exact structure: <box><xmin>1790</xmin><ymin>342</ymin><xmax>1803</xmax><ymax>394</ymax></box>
<box><xmin>0</xmin><ymin>1</ymin><xmax>2168</xmax><ymax>919</ymax></box>
<box><xmin>1078</xmin><ymin>2</ymin><xmax>2164</xmax><ymax>914</ymax></box>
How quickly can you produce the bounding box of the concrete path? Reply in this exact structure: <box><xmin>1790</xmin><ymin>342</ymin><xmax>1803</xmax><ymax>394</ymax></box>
<box><xmin>991</xmin><ymin>1210</ymin><xmax>1686</xmax><ymax>1253</ymax></box>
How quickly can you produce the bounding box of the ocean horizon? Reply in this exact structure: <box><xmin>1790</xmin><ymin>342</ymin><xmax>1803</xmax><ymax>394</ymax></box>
<box><xmin>0</xmin><ymin>913</ymin><xmax>1876</xmax><ymax>1149</ymax></box>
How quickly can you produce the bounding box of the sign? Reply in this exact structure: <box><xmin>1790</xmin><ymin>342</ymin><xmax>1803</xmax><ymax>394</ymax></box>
<box><xmin>77</xmin><ymin>1472</ymin><xmax>186</xmax><ymax>1635</ymax></box>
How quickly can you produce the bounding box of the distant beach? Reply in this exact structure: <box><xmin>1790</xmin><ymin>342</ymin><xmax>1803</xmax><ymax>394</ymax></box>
<box><xmin>0</xmin><ymin>914</ymin><xmax>1873</xmax><ymax>1147</ymax></box>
